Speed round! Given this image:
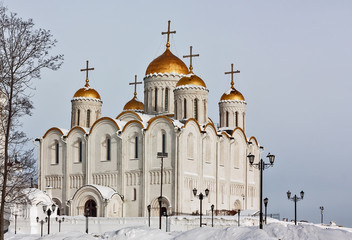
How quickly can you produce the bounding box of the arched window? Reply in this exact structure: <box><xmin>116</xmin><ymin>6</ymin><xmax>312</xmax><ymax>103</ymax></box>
<box><xmin>79</xmin><ymin>140</ymin><xmax>83</xmax><ymax>162</ymax></box>
<box><xmin>87</xmin><ymin>109</ymin><xmax>91</xmax><ymax>128</ymax></box>
<box><xmin>165</xmin><ymin>88</ymin><xmax>169</xmax><ymax>112</ymax></box>
<box><xmin>235</xmin><ymin>111</ymin><xmax>238</xmax><ymax>127</ymax></box>
<box><xmin>175</xmin><ymin>101</ymin><xmax>178</xmax><ymax>118</ymax></box>
<box><xmin>183</xmin><ymin>99</ymin><xmax>187</xmax><ymax>119</ymax></box>
<box><xmin>194</xmin><ymin>99</ymin><xmax>198</xmax><ymax>121</ymax></box>
<box><xmin>162</xmin><ymin>133</ymin><xmax>166</xmax><ymax>154</ymax></box>
<box><xmin>55</xmin><ymin>141</ymin><xmax>59</xmax><ymax>164</ymax></box>
<box><xmin>226</xmin><ymin>111</ymin><xmax>229</xmax><ymax>127</ymax></box>
<box><xmin>77</xmin><ymin>109</ymin><xmax>80</xmax><ymax>126</ymax></box>
<box><xmin>135</xmin><ymin>136</ymin><xmax>138</xmax><ymax>158</ymax></box>
<box><xmin>133</xmin><ymin>188</ymin><xmax>137</xmax><ymax>201</ymax></box>
<box><xmin>106</xmin><ymin>137</ymin><xmax>111</xmax><ymax>161</ymax></box>
<box><xmin>154</xmin><ymin>88</ymin><xmax>158</xmax><ymax>112</ymax></box>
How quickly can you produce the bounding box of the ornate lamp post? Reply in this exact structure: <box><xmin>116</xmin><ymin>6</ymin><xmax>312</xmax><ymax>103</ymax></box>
<box><xmin>287</xmin><ymin>190</ymin><xmax>304</xmax><ymax>225</ymax></box>
<box><xmin>43</xmin><ymin>204</ymin><xmax>56</xmax><ymax>234</ymax></box>
<box><xmin>193</xmin><ymin>188</ymin><xmax>209</xmax><ymax>227</ymax></box>
<box><xmin>147</xmin><ymin>205</ymin><xmax>151</xmax><ymax>227</ymax></box>
<box><xmin>211</xmin><ymin>204</ymin><xmax>214</xmax><ymax>227</ymax></box>
<box><xmin>157</xmin><ymin>151</ymin><xmax>168</xmax><ymax>230</ymax></box>
<box><xmin>264</xmin><ymin>198</ymin><xmax>268</xmax><ymax>224</ymax></box>
<box><xmin>36</xmin><ymin>217</ymin><xmax>46</xmax><ymax>237</ymax></box>
<box><xmin>56</xmin><ymin>217</ymin><xmax>65</xmax><ymax>232</ymax></box>
<box><xmin>319</xmin><ymin>206</ymin><xmax>324</xmax><ymax>225</ymax></box>
<box><xmin>247</xmin><ymin>152</ymin><xmax>275</xmax><ymax>229</ymax></box>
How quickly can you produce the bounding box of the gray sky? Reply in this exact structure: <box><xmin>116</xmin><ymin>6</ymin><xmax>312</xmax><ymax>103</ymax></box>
<box><xmin>3</xmin><ymin>0</ymin><xmax>352</xmax><ymax>227</ymax></box>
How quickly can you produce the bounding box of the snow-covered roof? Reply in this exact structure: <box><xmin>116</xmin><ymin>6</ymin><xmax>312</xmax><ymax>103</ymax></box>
<box><xmin>89</xmin><ymin>184</ymin><xmax>118</xmax><ymax>200</ymax></box>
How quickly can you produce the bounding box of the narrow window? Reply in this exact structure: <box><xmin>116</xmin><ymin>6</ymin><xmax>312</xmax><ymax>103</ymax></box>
<box><xmin>162</xmin><ymin>133</ymin><xmax>166</xmax><ymax>154</ymax></box>
<box><xmin>87</xmin><ymin>109</ymin><xmax>91</xmax><ymax>128</ymax></box>
<box><xmin>235</xmin><ymin>111</ymin><xmax>238</xmax><ymax>127</ymax></box>
<box><xmin>77</xmin><ymin>109</ymin><xmax>80</xmax><ymax>126</ymax></box>
<box><xmin>154</xmin><ymin>88</ymin><xmax>158</xmax><ymax>112</ymax></box>
<box><xmin>107</xmin><ymin>138</ymin><xmax>111</xmax><ymax>161</ymax></box>
<box><xmin>135</xmin><ymin>136</ymin><xmax>138</xmax><ymax>158</ymax></box>
<box><xmin>133</xmin><ymin>188</ymin><xmax>137</xmax><ymax>201</ymax></box>
<box><xmin>226</xmin><ymin>111</ymin><xmax>229</xmax><ymax>127</ymax></box>
<box><xmin>55</xmin><ymin>142</ymin><xmax>59</xmax><ymax>164</ymax></box>
<box><xmin>183</xmin><ymin>99</ymin><xmax>187</xmax><ymax>119</ymax></box>
<box><xmin>165</xmin><ymin>88</ymin><xmax>169</xmax><ymax>112</ymax></box>
<box><xmin>79</xmin><ymin>140</ymin><xmax>83</xmax><ymax>162</ymax></box>
<box><xmin>175</xmin><ymin>101</ymin><xmax>177</xmax><ymax>118</ymax></box>
<box><xmin>194</xmin><ymin>99</ymin><xmax>198</xmax><ymax>121</ymax></box>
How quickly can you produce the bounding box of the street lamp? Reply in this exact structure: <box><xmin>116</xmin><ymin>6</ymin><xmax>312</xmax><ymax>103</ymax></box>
<box><xmin>56</xmin><ymin>217</ymin><xmax>64</xmax><ymax>232</ymax></box>
<box><xmin>193</xmin><ymin>188</ymin><xmax>209</xmax><ymax>227</ymax></box>
<box><xmin>238</xmin><ymin>209</ymin><xmax>241</xmax><ymax>227</ymax></box>
<box><xmin>287</xmin><ymin>190</ymin><xmax>304</xmax><ymax>225</ymax></box>
<box><xmin>36</xmin><ymin>217</ymin><xmax>46</xmax><ymax>237</ymax></box>
<box><xmin>162</xmin><ymin>207</ymin><xmax>168</xmax><ymax>232</ymax></box>
<box><xmin>320</xmin><ymin>206</ymin><xmax>324</xmax><ymax>225</ymax></box>
<box><xmin>211</xmin><ymin>204</ymin><xmax>214</xmax><ymax>227</ymax></box>
<box><xmin>247</xmin><ymin>152</ymin><xmax>275</xmax><ymax>229</ymax></box>
<box><xmin>43</xmin><ymin>204</ymin><xmax>56</xmax><ymax>234</ymax></box>
<box><xmin>147</xmin><ymin>205</ymin><xmax>151</xmax><ymax>227</ymax></box>
<box><xmin>241</xmin><ymin>194</ymin><xmax>245</xmax><ymax>209</ymax></box>
<box><xmin>264</xmin><ymin>198</ymin><xmax>268</xmax><ymax>224</ymax></box>
<box><xmin>157</xmin><ymin>151</ymin><xmax>168</xmax><ymax>230</ymax></box>
<box><xmin>85</xmin><ymin>208</ymin><xmax>89</xmax><ymax>234</ymax></box>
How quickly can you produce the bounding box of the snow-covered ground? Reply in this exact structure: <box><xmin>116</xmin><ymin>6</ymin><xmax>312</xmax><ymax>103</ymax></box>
<box><xmin>5</xmin><ymin>218</ymin><xmax>352</xmax><ymax>240</ymax></box>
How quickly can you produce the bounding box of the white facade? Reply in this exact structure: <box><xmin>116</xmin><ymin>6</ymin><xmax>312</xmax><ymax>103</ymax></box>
<box><xmin>37</xmin><ymin>33</ymin><xmax>263</xmax><ymax>218</ymax></box>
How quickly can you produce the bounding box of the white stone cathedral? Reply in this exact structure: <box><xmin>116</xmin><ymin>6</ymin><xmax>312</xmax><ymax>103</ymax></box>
<box><xmin>37</xmin><ymin>22</ymin><xmax>262</xmax><ymax>218</ymax></box>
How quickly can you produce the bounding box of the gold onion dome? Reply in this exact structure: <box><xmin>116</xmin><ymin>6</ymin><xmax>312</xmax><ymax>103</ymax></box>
<box><xmin>220</xmin><ymin>87</ymin><xmax>245</xmax><ymax>101</ymax></box>
<box><xmin>146</xmin><ymin>48</ymin><xmax>189</xmax><ymax>75</ymax></box>
<box><xmin>176</xmin><ymin>74</ymin><xmax>206</xmax><ymax>88</ymax></box>
<box><xmin>123</xmin><ymin>97</ymin><xmax>144</xmax><ymax>111</ymax></box>
<box><xmin>73</xmin><ymin>80</ymin><xmax>101</xmax><ymax>100</ymax></box>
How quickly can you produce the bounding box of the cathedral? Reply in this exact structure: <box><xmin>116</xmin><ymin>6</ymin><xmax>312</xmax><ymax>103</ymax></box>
<box><xmin>37</xmin><ymin>22</ymin><xmax>261</xmax><ymax>218</ymax></box>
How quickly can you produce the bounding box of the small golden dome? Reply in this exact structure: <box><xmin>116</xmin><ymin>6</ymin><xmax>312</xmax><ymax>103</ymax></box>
<box><xmin>73</xmin><ymin>86</ymin><xmax>101</xmax><ymax>100</ymax></box>
<box><xmin>123</xmin><ymin>97</ymin><xmax>144</xmax><ymax>111</ymax></box>
<box><xmin>176</xmin><ymin>74</ymin><xmax>206</xmax><ymax>88</ymax></box>
<box><xmin>146</xmin><ymin>48</ymin><xmax>189</xmax><ymax>75</ymax></box>
<box><xmin>220</xmin><ymin>88</ymin><xmax>245</xmax><ymax>101</ymax></box>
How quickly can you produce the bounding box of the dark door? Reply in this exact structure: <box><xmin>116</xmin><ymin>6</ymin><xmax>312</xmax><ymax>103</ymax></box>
<box><xmin>84</xmin><ymin>199</ymin><xmax>97</xmax><ymax>217</ymax></box>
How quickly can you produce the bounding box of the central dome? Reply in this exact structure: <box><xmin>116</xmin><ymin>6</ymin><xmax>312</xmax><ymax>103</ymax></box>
<box><xmin>73</xmin><ymin>85</ymin><xmax>101</xmax><ymax>100</ymax></box>
<box><xmin>146</xmin><ymin>48</ymin><xmax>189</xmax><ymax>75</ymax></box>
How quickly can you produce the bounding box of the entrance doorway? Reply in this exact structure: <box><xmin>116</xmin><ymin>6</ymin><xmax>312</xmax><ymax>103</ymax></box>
<box><xmin>84</xmin><ymin>199</ymin><xmax>97</xmax><ymax>217</ymax></box>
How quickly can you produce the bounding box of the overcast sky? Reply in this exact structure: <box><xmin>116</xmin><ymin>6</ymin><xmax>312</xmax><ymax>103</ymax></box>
<box><xmin>3</xmin><ymin>0</ymin><xmax>352</xmax><ymax>227</ymax></box>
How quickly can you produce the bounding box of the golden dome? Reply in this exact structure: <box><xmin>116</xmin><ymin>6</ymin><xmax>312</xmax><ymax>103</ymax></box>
<box><xmin>176</xmin><ymin>74</ymin><xmax>207</xmax><ymax>88</ymax></box>
<box><xmin>220</xmin><ymin>88</ymin><xmax>245</xmax><ymax>101</ymax></box>
<box><xmin>146</xmin><ymin>48</ymin><xmax>189</xmax><ymax>75</ymax></box>
<box><xmin>73</xmin><ymin>79</ymin><xmax>101</xmax><ymax>100</ymax></box>
<box><xmin>123</xmin><ymin>97</ymin><xmax>144</xmax><ymax>111</ymax></box>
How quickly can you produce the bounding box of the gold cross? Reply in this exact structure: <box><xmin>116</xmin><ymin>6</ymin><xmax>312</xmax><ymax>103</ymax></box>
<box><xmin>225</xmin><ymin>63</ymin><xmax>240</xmax><ymax>89</ymax></box>
<box><xmin>129</xmin><ymin>75</ymin><xmax>142</xmax><ymax>98</ymax></box>
<box><xmin>183</xmin><ymin>46</ymin><xmax>199</xmax><ymax>73</ymax></box>
<box><xmin>161</xmin><ymin>20</ymin><xmax>176</xmax><ymax>49</ymax></box>
<box><xmin>80</xmin><ymin>60</ymin><xmax>95</xmax><ymax>87</ymax></box>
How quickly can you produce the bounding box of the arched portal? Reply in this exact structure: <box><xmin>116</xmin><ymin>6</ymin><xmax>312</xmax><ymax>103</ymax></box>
<box><xmin>85</xmin><ymin>199</ymin><xmax>97</xmax><ymax>217</ymax></box>
<box><xmin>234</xmin><ymin>199</ymin><xmax>241</xmax><ymax>210</ymax></box>
<box><xmin>150</xmin><ymin>197</ymin><xmax>170</xmax><ymax>217</ymax></box>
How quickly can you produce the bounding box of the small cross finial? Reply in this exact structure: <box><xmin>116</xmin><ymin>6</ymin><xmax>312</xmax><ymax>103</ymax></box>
<box><xmin>225</xmin><ymin>63</ymin><xmax>240</xmax><ymax>89</ymax></box>
<box><xmin>161</xmin><ymin>20</ymin><xmax>176</xmax><ymax>49</ymax></box>
<box><xmin>80</xmin><ymin>60</ymin><xmax>95</xmax><ymax>87</ymax></box>
<box><xmin>129</xmin><ymin>75</ymin><xmax>142</xmax><ymax>98</ymax></box>
<box><xmin>183</xmin><ymin>46</ymin><xmax>199</xmax><ymax>73</ymax></box>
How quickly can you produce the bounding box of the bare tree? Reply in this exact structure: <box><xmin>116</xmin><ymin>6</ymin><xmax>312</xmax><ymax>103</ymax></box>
<box><xmin>0</xmin><ymin>6</ymin><xmax>63</xmax><ymax>238</ymax></box>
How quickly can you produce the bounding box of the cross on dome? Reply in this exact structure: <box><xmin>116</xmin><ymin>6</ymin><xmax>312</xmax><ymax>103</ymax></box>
<box><xmin>225</xmin><ymin>63</ymin><xmax>240</xmax><ymax>89</ymax></box>
<box><xmin>183</xmin><ymin>46</ymin><xmax>199</xmax><ymax>73</ymax></box>
<box><xmin>80</xmin><ymin>60</ymin><xmax>95</xmax><ymax>87</ymax></box>
<box><xmin>129</xmin><ymin>75</ymin><xmax>142</xmax><ymax>98</ymax></box>
<box><xmin>161</xmin><ymin>20</ymin><xmax>176</xmax><ymax>49</ymax></box>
